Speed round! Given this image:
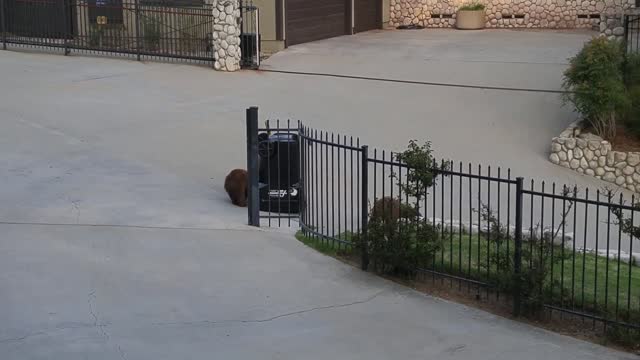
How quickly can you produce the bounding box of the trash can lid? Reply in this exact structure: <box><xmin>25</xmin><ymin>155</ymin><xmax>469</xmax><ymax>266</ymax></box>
<box><xmin>269</xmin><ymin>133</ymin><xmax>298</xmax><ymax>142</ymax></box>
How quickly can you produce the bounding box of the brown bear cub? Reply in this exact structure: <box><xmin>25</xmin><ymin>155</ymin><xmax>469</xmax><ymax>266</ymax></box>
<box><xmin>224</xmin><ymin>169</ymin><xmax>248</xmax><ymax>207</ymax></box>
<box><xmin>371</xmin><ymin>197</ymin><xmax>419</xmax><ymax>223</ymax></box>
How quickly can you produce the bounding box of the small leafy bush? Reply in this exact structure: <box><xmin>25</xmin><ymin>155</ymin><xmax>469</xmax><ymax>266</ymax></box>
<box><xmin>563</xmin><ymin>37</ymin><xmax>629</xmax><ymax>140</ymax></box>
<box><xmin>393</xmin><ymin>140</ymin><xmax>449</xmax><ymax>202</ymax></box>
<box><xmin>478</xmin><ymin>205</ymin><xmax>570</xmax><ymax>316</ymax></box>
<box><xmin>367</xmin><ymin>215</ymin><xmax>441</xmax><ymax>276</ymax></box>
<box><xmin>605</xmin><ymin>325</ymin><xmax>640</xmax><ymax>349</ymax></box>
<box><xmin>625</xmin><ymin>53</ymin><xmax>640</xmax><ymax>86</ymax></box>
<box><xmin>363</xmin><ymin>141</ymin><xmax>448</xmax><ymax>277</ymax></box>
<box><xmin>459</xmin><ymin>2</ymin><xmax>485</xmax><ymax>11</ymax></box>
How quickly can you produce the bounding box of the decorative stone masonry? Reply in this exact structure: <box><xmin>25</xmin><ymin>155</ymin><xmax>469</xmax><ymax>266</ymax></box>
<box><xmin>390</xmin><ymin>0</ymin><xmax>635</xmax><ymax>29</ymax></box>
<box><xmin>599</xmin><ymin>12</ymin><xmax>626</xmax><ymax>39</ymax></box>
<box><xmin>212</xmin><ymin>0</ymin><xmax>241</xmax><ymax>72</ymax></box>
<box><xmin>549</xmin><ymin>122</ymin><xmax>640</xmax><ymax>193</ymax></box>
<box><xmin>599</xmin><ymin>9</ymin><xmax>640</xmax><ymax>40</ymax></box>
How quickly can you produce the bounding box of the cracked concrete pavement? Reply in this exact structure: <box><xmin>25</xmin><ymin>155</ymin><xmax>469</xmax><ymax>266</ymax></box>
<box><xmin>1</xmin><ymin>224</ymin><xmax>636</xmax><ymax>360</ymax></box>
<box><xmin>0</xmin><ymin>30</ymin><xmax>637</xmax><ymax>359</ymax></box>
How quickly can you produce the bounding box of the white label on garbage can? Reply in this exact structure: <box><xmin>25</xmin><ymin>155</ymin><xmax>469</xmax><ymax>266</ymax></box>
<box><xmin>268</xmin><ymin>188</ymin><xmax>298</xmax><ymax>198</ymax></box>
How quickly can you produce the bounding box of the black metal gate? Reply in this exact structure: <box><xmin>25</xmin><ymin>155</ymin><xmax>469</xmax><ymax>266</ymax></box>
<box><xmin>625</xmin><ymin>14</ymin><xmax>640</xmax><ymax>55</ymax></box>
<box><xmin>0</xmin><ymin>0</ymin><xmax>260</xmax><ymax>68</ymax></box>
<box><xmin>5</xmin><ymin>0</ymin><xmax>74</xmax><ymax>39</ymax></box>
<box><xmin>245</xmin><ymin>106</ymin><xmax>640</xmax><ymax>335</ymax></box>
<box><xmin>240</xmin><ymin>1</ymin><xmax>259</xmax><ymax>69</ymax></box>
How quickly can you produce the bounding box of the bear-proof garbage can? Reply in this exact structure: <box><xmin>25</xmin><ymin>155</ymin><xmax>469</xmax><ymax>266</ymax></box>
<box><xmin>258</xmin><ymin>132</ymin><xmax>300</xmax><ymax>213</ymax></box>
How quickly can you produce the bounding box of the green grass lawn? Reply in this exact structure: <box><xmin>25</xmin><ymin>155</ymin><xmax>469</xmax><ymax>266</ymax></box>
<box><xmin>436</xmin><ymin>233</ymin><xmax>640</xmax><ymax>317</ymax></box>
<box><xmin>296</xmin><ymin>231</ymin><xmax>355</xmax><ymax>257</ymax></box>
<box><xmin>296</xmin><ymin>230</ymin><xmax>640</xmax><ymax>320</ymax></box>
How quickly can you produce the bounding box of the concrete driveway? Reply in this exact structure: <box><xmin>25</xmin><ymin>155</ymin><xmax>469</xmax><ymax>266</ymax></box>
<box><xmin>1</xmin><ymin>29</ymin><xmax>634</xmax><ymax>359</ymax></box>
<box><xmin>260</xmin><ymin>29</ymin><xmax>606</xmax><ymax>191</ymax></box>
<box><xmin>1</xmin><ymin>224</ymin><xmax>635</xmax><ymax>360</ymax></box>
<box><xmin>0</xmin><ymin>29</ymin><xmax>603</xmax><ymax>230</ymax></box>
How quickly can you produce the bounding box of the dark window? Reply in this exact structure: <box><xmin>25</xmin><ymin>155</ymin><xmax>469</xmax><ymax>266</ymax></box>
<box><xmin>88</xmin><ymin>0</ymin><xmax>124</xmax><ymax>24</ymax></box>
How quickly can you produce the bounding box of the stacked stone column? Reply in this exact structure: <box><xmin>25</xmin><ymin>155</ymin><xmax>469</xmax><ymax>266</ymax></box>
<box><xmin>599</xmin><ymin>12</ymin><xmax>628</xmax><ymax>40</ymax></box>
<box><xmin>212</xmin><ymin>0</ymin><xmax>241</xmax><ymax>72</ymax></box>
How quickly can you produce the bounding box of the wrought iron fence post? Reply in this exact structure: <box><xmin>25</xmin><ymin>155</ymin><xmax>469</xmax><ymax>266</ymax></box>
<box><xmin>1</xmin><ymin>0</ymin><xmax>6</xmax><ymax>50</ymax></box>
<box><xmin>513</xmin><ymin>177</ymin><xmax>524</xmax><ymax>317</ymax></box>
<box><xmin>246</xmin><ymin>107</ymin><xmax>260</xmax><ymax>227</ymax></box>
<box><xmin>624</xmin><ymin>15</ymin><xmax>630</xmax><ymax>84</ymax></box>
<box><xmin>255</xmin><ymin>7</ymin><xmax>260</xmax><ymax>68</ymax></box>
<box><xmin>135</xmin><ymin>0</ymin><xmax>141</xmax><ymax>61</ymax></box>
<box><xmin>624</xmin><ymin>14</ymin><xmax>629</xmax><ymax>52</ymax></box>
<box><xmin>61</xmin><ymin>0</ymin><xmax>70</xmax><ymax>55</ymax></box>
<box><xmin>361</xmin><ymin>145</ymin><xmax>370</xmax><ymax>271</ymax></box>
<box><xmin>298</xmin><ymin>121</ymin><xmax>304</xmax><ymax>229</ymax></box>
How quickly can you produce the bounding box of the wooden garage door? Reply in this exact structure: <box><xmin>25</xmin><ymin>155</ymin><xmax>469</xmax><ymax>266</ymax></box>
<box><xmin>354</xmin><ymin>0</ymin><xmax>380</xmax><ymax>33</ymax></box>
<box><xmin>286</xmin><ymin>0</ymin><xmax>348</xmax><ymax>46</ymax></box>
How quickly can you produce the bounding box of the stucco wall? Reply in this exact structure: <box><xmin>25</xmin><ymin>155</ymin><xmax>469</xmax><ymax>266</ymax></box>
<box><xmin>390</xmin><ymin>0</ymin><xmax>635</xmax><ymax>28</ymax></box>
<box><xmin>383</xmin><ymin>0</ymin><xmax>392</xmax><ymax>27</ymax></box>
<box><xmin>251</xmin><ymin>0</ymin><xmax>285</xmax><ymax>52</ymax></box>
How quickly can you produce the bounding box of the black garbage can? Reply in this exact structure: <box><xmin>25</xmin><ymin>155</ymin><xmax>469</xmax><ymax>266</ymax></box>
<box><xmin>240</xmin><ymin>33</ymin><xmax>260</xmax><ymax>69</ymax></box>
<box><xmin>258</xmin><ymin>132</ymin><xmax>300</xmax><ymax>213</ymax></box>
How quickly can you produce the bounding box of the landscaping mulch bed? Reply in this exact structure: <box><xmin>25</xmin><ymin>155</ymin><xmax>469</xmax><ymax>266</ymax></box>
<box><xmin>612</xmin><ymin>126</ymin><xmax>640</xmax><ymax>153</ymax></box>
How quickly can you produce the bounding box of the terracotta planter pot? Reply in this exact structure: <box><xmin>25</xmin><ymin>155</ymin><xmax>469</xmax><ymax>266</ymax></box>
<box><xmin>456</xmin><ymin>10</ymin><xmax>486</xmax><ymax>30</ymax></box>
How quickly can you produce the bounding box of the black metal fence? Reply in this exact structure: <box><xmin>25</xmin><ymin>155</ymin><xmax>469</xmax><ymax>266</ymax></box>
<box><xmin>246</xmin><ymin>107</ymin><xmax>640</xmax><ymax>337</ymax></box>
<box><xmin>625</xmin><ymin>14</ymin><xmax>640</xmax><ymax>55</ymax></box>
<box><xmin>0</xmin><ymin>0</ymin><xmax>260</xmax><ymax>68</ymax></box>
<box><xmin>240</xmin><ymin>0</ymin><xmax>259</xmax><ymax>69</ymax></box>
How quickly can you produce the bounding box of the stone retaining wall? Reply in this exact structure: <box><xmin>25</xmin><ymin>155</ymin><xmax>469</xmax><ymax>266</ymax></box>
<box><xmin>390</xmin><ymin>0</ymin><xmax>634</xmax><ymax>29</ymax></box>
<box><xmin>549</xmin><ymin>122</ymin><xmax>640</xmax><ymax>193</ymax></box>
<box><xmin>599</xmin><ymin>12</ymin><xmax>626</xmax><ymax>39</ymax></box>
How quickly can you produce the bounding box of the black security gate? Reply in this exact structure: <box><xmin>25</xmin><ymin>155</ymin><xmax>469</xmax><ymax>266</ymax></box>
<box><xmin>625</xmin><ymin>14</ymin><xmax>640</xmax><ymax>55</ymax></box>
<box><xmin>240</xmin><ymin>1</ymin><xmax>259</xmax><ymax>69</ymax></box>
<box><xmin>0</xmin><ymin>0</ymin><xmax>260</xmax><ymax>68</ymax></box>
<box><xmin>245</xmin><ymin>106</ymin><xmax>640</xmax><ymax>339</ymax></box>
<box><xmin>5</xmin><ymin>0</ymin><xmax>74</xmax><ymax>39</ymax></box>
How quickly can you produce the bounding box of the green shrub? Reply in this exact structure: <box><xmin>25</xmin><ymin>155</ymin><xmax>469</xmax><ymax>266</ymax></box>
<box><xmin>363</xmin><ymin>141</ymin><xmax>447</xmax><ymax>277</ymax></box>
<box><xmin>478</xmin><ymin>205</ymin><xmax>570</xmax><ymax>316</ymax></box>
<box><xmin>459</xmin><ymin>2</ymin><xmax>485</xmax><ymax>11</ymax></box>
<box><xmin>393</xmin><ymin>140</ymin><xmax>448</xmax><ymax>202</ymax></box>
<box><xmin>625</xmin><ymin>52</ymin><xmax>640</xmax><ymax>86</ymax></box>
<box><xmin>563</xmin><ymin>37</ymin><xmax>630</xmax><ymax>140</ymax></box>
<box><xmin>367</xmin><ymin>216</ymin><xmax>441</xmax><ymax>276</ymax></box>
<box><xmin>605</xmin><ymin>324</ymin><xmax>640</xmax><ymax>349</ymax></box>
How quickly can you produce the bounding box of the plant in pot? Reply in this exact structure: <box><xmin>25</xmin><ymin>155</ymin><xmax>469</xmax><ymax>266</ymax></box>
<box><xmin>456</xmin><ymin>2</ymin><xmax>486</xmax><ymax>30</ymax></box>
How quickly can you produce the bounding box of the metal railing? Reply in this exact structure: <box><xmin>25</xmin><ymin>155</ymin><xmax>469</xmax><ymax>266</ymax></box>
<box><xmin>0</xmin><ymin>0</ymin><xmax>260</xmax><ymax>68</ymax></box>
<box><xmin>625</xmin><ymin>14</ymin><xmax>640</xmax><ymax>55</ymax></box>
<box><xmin>240</xmin><ymin>0</ymin><xmax>259</xmax><ymax>69</ymax></box>
<box><xmin>246</xmin><ymin>107</ymin><xmax>640</xmax><ymax>336</ymax></box>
